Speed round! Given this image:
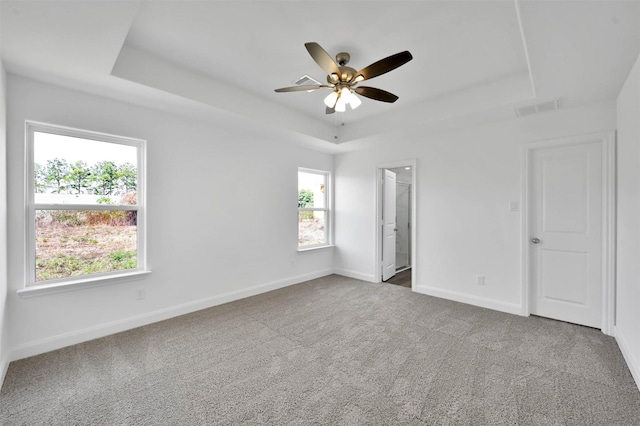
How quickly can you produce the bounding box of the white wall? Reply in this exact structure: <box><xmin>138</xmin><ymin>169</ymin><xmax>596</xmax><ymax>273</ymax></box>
<box><xmin>615</xmin><ymin>54</ymin><xmax>640</xmax><ymax>388</ymax></box>
<box><xmin>0</xmin><ymin>60</ymin><xmax>9</xmax><ymax>382</ymax></box>
<box><xmin>334</xmin><ymin>102</ymin><xmax>616</xmax><ymax>314</ymax></box>
<box><xmin>6</xmin><ymin>75</ymin><xmax>334</xmax><ymax>359</ymax></box>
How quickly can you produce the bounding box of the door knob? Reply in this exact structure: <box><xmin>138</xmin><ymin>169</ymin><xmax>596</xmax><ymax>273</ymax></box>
<box><xmin>531</xmin><ymin>238</ymin><xmax>540</xmax><ymax>244</ymax></box>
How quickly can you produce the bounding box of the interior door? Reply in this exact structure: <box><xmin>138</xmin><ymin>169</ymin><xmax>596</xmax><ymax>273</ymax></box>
<box><xmin>530</xmin><ymin>141</ymin><xmax>602</xmax><ymax>328</ymax></box>
<box><xmin>382</xmin><ymin>169</ymin><xmax>397</xmax><ymax>281</ymax></box>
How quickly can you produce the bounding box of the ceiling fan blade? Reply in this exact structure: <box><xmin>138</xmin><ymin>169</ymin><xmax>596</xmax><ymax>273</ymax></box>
<box><xmin>305</xmin><ymin>42</ymin><xmax>341</xmax><ymax>76</ymax></box>
<box><xmin>354</xmin><ymin>86</ymin><xmax>399</xmax><ymax>103</ymax></box>
<box><xmin>274</xmin><ymin>84</ymin><xmax>329</xmax><ymax>93</ymax></box>
<box><xmin>325</xmin><ymin>106</ymin><xmax>335</xmax><ymax>115</ymax></box>
<box><xmin>354</xmin><ymin>51</ymin><xmax>413</xmax><ymax>82</ymax></box>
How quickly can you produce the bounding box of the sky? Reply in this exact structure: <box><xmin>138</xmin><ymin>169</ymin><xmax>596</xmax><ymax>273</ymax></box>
<box><xmin>34</xmin><ymin>131</ymin><xmax>137</xmax><ymax>166</ymax></box>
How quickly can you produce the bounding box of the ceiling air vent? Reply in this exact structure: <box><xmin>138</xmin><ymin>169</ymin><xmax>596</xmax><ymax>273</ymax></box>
<box><xmin>515</xmin><ymin>99</ymin><xmax>560</xmax><ymax>117</ymax></box>
<box><xmin>294</xmin><ymin>74</ymin><xmax>321</xmax><ymax>92</ymax></box>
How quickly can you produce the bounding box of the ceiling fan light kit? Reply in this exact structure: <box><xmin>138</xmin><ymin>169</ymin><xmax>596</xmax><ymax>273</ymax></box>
<box><xmin>325</xmin><ymin>86</ymin><xmax>361</xmax><ymax>112</ymax></box>
<box><xmin>275</xmin><ymin>42</ymin><xmax>413</xmax><ymax>114</ymax></box>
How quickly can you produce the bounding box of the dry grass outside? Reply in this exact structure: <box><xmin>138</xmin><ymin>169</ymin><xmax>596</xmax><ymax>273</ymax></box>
<box><xmin>36</xmin><ymin>220</ymin><xmax>137</xmax><ymax>282</ymax></box>
<box><xmin>298</xmin><ymin>219</ymin><xmax>325</xmax><ymax>246</ymax></box>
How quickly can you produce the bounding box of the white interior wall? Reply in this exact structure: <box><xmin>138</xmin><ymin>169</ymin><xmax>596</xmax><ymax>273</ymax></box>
<box><xmin>3</xmin><ymin>70</ymin><xmax>638</xmax><ymax>392</ymax></box>
<box><xmin>615</xmin><ymin>53</ymin><xmax>640</xmax><ymax>387</ymax></box>
<box><xmin>0</xmin><ymin>59</ymin><xmax>9</xmax><ymax>381</ymax></box>
<box><xmin>334</xmin><ymin>101</ymin><xmax>616</xmax><ymax>315</ymax></box>
<box><xmin>5</xmin><ymin>75</ymin><xmax>334</xmax><ymax>360</ymax></box>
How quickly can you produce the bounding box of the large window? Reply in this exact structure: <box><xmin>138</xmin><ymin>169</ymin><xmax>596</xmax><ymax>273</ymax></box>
<box><xmin>298</xmin><ymin>168</ymin><xmax>330</xmax><ymax>248</ymax></box>
<box><xmin>26</xmin><ymin>122</ymin><xmax>146</xmax><ymax>287</ymax></box>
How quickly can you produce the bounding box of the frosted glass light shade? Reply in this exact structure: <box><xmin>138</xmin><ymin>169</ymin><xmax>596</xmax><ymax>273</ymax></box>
<box><xmin>349</xmin><ymin>94</ymin><xmax>362</xmax><ymax>109</ymax></box>
<box><xmin>339</xmin><ymin>87</ymin><xmax>352</xmax><ymax>104</ymax></box>
<box><xmin>324</xmin><ymin>91</ymin><xmax>339</xmax><ymax>108</ymax></box>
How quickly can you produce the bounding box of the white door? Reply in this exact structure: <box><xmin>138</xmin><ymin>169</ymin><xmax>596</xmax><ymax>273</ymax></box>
<box><xmin>530</xmin><ymin>141</ymin><xmax>602</xmax><ymax>328</ymax></box>
<box><xmin>382</xmin><ymin>170</ymin><xmax>397</xmax><ymax>281</ymax></box>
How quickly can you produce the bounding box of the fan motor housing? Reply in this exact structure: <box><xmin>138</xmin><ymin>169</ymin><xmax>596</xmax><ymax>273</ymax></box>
<box><xmin>324</xmin><ymin>52</ymin><xmax>357</xmax><ymax>84</ymax></box>
<box><xmin>327</xmin><ymin>66</ymin><xmax>357</xmax><ymax>84</ymax></box>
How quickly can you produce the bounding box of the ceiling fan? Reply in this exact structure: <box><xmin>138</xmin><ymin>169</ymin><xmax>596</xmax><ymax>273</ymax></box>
<box><xmin>275</xmin><ymin>42</ymin><xmax>413</xmax><ymax>114</ymax></box>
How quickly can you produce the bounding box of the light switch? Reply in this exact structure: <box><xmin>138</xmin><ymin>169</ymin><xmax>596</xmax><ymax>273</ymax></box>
<box><xmin>509</xmin><ymin>201</ymin><xmax>519</xmax><ymax>212</ymax></box>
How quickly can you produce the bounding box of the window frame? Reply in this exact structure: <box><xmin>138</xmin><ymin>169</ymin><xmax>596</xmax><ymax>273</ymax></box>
<box><xmin>297</xmin><ymin>167</ymin><xmax>331</xmax><ymax>250</ymax></box>
<box><xmin>24</xmin><ymin>121</ymin><xmax>147</xmax><ymax>290</ymax></box>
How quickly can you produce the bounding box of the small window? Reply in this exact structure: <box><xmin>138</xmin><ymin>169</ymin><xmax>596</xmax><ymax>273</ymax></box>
<box><xmin>26</xmin><ymin>122</ymin><xmax>146</xmax><ymax>286</ymax></box>
<box><xmin>298</xmin><ymin>168</ymin><xmax>330</xmax><ymax>248</ymax></box>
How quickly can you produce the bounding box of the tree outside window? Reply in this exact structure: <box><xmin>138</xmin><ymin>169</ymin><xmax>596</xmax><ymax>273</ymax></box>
<box><xmin>298</xmin><ymin>169</ymin><xmax>330</xmax><ymax>248</ymax></box>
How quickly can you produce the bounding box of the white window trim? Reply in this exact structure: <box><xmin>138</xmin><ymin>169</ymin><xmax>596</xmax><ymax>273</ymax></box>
<box><xmin>17</xmin><ymin>270</ymin><xmax>152</xmax><ymax>298</ymax></box>
<box><xmin>298</xmin><ymin>167</ymin><xmax>331</xmax><ymax>250</ymax></box>
<box><xmin>24</xmin><ymin>121</ymin><xmax>148</xmax><ymax>291</ymax></box>
<box><xmin>297</xmin><ymin>244</ymin><xmax>335</xmax><ymax>253</ymax></box>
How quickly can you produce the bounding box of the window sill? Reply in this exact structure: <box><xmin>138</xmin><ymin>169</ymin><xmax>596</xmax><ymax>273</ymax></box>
<box><xmin>297</xmin><ymin>244</ymin><xmax>335</xmax><ymax>253</ymax></box>
<box><xmin>17</xmin><ymin>270</ymin><xmax>152</xmax><ymax>298</ymax></box>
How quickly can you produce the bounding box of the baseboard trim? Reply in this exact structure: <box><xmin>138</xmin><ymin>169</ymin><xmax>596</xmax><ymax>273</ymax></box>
<box><xmin>415</xmin><ymin>285</ymin><xmax>523</xmax><ymax>316</ymax></box>
<box><xmin>332</xmin><ymin>268</ymin><xmax>377</xmax><ymax>283</ymax></box>
<box><xmin>614</xmin><ymin>325</ymin><xmax>640</xmax><ymax>392</ymax></box>
<box><xmin>0</xmin><ymin>351</ymin><xmax>9</xmax><ymax>389</ymax></box>
<box><xmin>8</xmin><ymin>269</ymin><xmax>334</xmax><ymax>362</ymax></box>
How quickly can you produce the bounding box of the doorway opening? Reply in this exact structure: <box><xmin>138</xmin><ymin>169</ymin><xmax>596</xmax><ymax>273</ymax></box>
<box><xmin>376</xmin><ymin>161</ymin><xmax>416</xmax><ymax>290</ymax></box>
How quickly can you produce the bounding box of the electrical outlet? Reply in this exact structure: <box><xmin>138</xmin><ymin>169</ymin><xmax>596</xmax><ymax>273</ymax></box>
<box><xmin>476</xmin><ymin>275</ymin><xmax>485</xmax><ymax>286</ymax></box>
<box><xmin>136</xmin><ymin>288</ymin><xmax>145</xmax><ymax>300</ymax></box>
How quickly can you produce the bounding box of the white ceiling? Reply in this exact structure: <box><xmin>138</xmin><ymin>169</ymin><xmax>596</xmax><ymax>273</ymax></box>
<box><xmin>1</xmin><ymin>1</ymin><xmax>638</xmax><ymax>149</ymax></box>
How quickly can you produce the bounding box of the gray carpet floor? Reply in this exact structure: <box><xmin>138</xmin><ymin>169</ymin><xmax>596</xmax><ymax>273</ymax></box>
<box><xmin>1</xmin><ymin>274</ymin><xmax>639</xmax><ymax>425</ymax></box>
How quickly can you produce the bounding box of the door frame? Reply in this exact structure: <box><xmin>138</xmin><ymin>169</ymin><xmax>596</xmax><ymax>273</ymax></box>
<box><xmin>396</xmin><ymin>182</ymin><xmax>412</xmax><ymax>270</ymax></box>
<box><xmin>375</xmin><ymin>159</ymin><xmax>417</xmax><ymax>289</ymax></box>
<box><xmin>521</xmin><ymin>131</ymin><xmax>616</xmax><ymax>335</ymax></box>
